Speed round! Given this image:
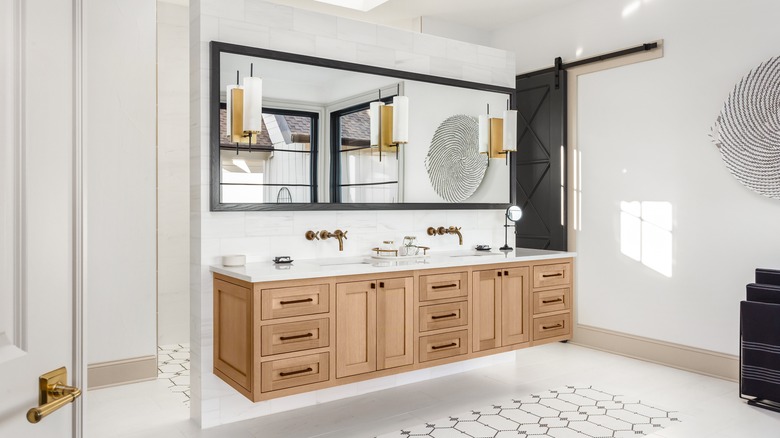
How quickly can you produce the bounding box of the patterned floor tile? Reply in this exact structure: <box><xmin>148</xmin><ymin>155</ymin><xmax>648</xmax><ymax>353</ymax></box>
<box><xmin>158</xmin><ymin>343</ymin><xmax>190</xmax><ymax>407</ymax></box>
<box><xmin>376</xmin><ymin>386</ymin><xmax>680</xmax><ymax>438</ymax></box>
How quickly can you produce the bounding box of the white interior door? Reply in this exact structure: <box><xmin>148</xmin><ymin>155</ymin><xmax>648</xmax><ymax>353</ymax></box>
<box><xmin>0</xmin><ymin>0</ymin><xmax>83</xmax><ymax>436</ymax></box>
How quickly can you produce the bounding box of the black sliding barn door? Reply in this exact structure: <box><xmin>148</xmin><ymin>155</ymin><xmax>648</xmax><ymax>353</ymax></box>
<box><xmin>514</xmin><ymin>71</ymin><xmax>567</xmax><ymax>250</ymax></box>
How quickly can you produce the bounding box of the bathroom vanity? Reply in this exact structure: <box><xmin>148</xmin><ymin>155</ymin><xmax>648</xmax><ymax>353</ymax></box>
<box><xmin>210</xmin><ymin>249</ymin><xmax>575</xmax><ymax>402</ymax></box>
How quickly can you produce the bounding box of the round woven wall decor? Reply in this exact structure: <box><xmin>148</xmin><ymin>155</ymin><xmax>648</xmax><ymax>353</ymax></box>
<box><xmin>425</xmin><ymin>115</ymin><xmax>488</xmax><ymax>202</ymax></box>
<box><xmin>711</xmin><ymin>56</ymin><xmax>780</xmax><ymax>200</ymax></box>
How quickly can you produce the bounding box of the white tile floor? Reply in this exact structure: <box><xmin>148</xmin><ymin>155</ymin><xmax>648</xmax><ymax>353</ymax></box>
<box><xmin>85</xmin><ymin>343</ymin><xmax>780</xmax><ymax>438</ymax></box>
<box><xmin>158</xmin><ymin>343</ymin><xmax>191</xmax><ymax>407</ymax></box>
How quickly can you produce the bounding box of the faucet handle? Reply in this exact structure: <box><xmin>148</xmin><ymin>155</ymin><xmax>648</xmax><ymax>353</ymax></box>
<box><xmin>342</xmin><ymin>230</ymin><xmax>348</xmax><ymax>240</ymax></box>
<box><xmin>305</xmin><ymin>230</ymin><xmax>320</xmax><ymax>241</ymax></box>
<box><xmin>437</xmin><ymin>226</ymin><xmax>447</xmax><ymax>235</ymax></box>
<box><xmin>319</xmin><ymin>230</ymin><xmax>330</xmax><ymax>240</ymax></box>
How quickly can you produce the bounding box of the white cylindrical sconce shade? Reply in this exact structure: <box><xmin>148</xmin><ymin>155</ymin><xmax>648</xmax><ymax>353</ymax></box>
<box><xmin>503</xmin><ymin>109</ymin><xmax>518</xmax><ymax>152</ymax></box>
<box><xmin>369</xmin><ymin>101</ymin><xmax>384</xmax><ymax>147</ymax></box>
<box><xmin>478</xmin><ymin>114</ymin><xmax>490</xmax><ymax>154</ymax></box>
<box><xmin>242</xmin><ymin>76</ymin><xmax>263</xmax><ymax>133</ymax></box>
<box><xmin>392</xmin><ymin>95</ymin><xmax>409</xmax><ymax>144</ymax></box>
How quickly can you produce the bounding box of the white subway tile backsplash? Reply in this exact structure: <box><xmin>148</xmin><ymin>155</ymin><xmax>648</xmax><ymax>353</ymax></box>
<box><xmin>202</xmin><ymin>0</ymin><xmax>245</xmax><ymax>21</ymax></box>
<box><xmin>268</xmin><ymin>28</ymin><xmax>316</xmax><ymax>56</ymax></box>
<box><xmin>200</xmin><ymin>13</ymin><xmax>220</xmax><ymax>42</ymax></box>
<box><xmin>314</xmin><ymin>36</ymin><xmax>358</xmax><ymax>63</ymax></box>
<box><xmin>412</xmin><ymin>33</ymin><xmax>447</xmax><ymax>58</ymax></box>
<box><xmin>429</xmin><ymin>56</ymin><xmax>464</xmax><ymax>80</ymax></box>
<box><xmin>395</xmin><ymin>51</ymin><xmax>431</xmax><ymax>74</ymax></box>
<box><xmin>244</xmin><ymin>0</ymin><xmax>293</xmax><ymax>29</ymax></box>
<box><xmin>356</xmin><ymin>43</ymin><xmax>396</xmax><ymax>69</ymax></box>
<box><xmin>337</xmin><ymin>17</ymin><xmax>376</xmax><ymax>45</ymax></box>
<box><xmin>376</xmin><ymin>25</ymin><xmax>414</xmax><ymax>52</ymax></box>
<box><xmin>245</xmin><ymin>211</ymin><xmax>294</xmax><ymax>236</ymax></box>
<box><xmin>218</xmin><ymin>18</ymin><xmax>270</xmax><ymax>48</ymax></box>
<box><xmin>292</xmin><ymin>8</ymin><xmax>337</xmax><ymax>37</ymax></box>
<box><xmin>446</xmin><ymin>39</ymin><xmax>479</xmax><ymax>64</ymax></box>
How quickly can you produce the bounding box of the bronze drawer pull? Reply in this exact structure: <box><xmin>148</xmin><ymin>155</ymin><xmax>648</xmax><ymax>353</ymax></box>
<box><xmin>542</xmin><ymin>298</ymin><xmax>563</xmax><ymax>304</ymax></box>
<box><xmin>431</xmin><ymin>284</ymin><xmax>457</xmax><ymax>289</ymax></box>
<box><xmin>279</xmin><ymin>333</ymin><xmax>313</xmax><ymax>341</ymax></box>
<box><xmin>431</xmin><ymin>313</ymin><xmax>457</xmax><ymax>320</ymax></box>
<box><xmin>279</xmin><ymin>367</ymin><xmax>313</xmax><ymax>377</ymax></box>
<box><xmin>279</xmin><ymin>298</ymin><xmax>314</xmax><ymax>305</ymax></box>
<box><xmin>542</xmin><ymin>323</ymin><xmax>563</xmax><ymax>330</ymax></box>
<box><xmin>431</xmin><ymin>342</ymin><xmax>457</xmax><ymax>350</ymax></box>
<box><xmin>542</xmin><ymin>273</ymin><xmax>563</xmax><ymax>278</ymax></box>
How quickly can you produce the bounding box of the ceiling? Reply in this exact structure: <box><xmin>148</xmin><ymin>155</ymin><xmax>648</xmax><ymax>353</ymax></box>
<box><xmin>265</xmin><ymin>0</ymin><xmax>580</xmax><ymax>32</ymax></box>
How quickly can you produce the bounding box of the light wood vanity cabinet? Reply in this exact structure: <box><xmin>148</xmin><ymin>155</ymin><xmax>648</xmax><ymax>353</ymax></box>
<box><xmin>213</xmin><ymin>257</ymin><xmax>573</xmax><ymax>402</ymax></box>
<box><xmin>335</xmin><ymin>276</ymin><xmax>414</xmax><ymax>378</ymax></box>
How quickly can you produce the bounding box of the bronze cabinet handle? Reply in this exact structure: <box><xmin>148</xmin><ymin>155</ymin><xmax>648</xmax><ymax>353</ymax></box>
<box><xmin>279</xmin><ymin>367</ymin><xmax>313</xmax><ymax>377</ymax></box>
<box><xmin>279</xmin><ymin>298</ymin><xmax>314</xmax><ymax>305</ymax></box>
<box><xmin>370</xmin><ymin>283</ymin><xmax>376</xmax><ymax>289</ymax></box>
<box><xmin>431</xmin><ymin>313</ymin><xmax>457</xmax><ymax>320</ymax></box>
<box><xmin>504</xmin><ymin>270</ymin><xmax>509</xmax><ymax>276</ymax></box>
<box><xmin>542</xmin><ymin>298</ymin><xmax>563</xmax><ymax>304</ymax></box>
<box><xmin>431</xmin><ymin>284</ymin><xmax>457</xmax><ymax>289</ymax></box>
<box><xmin>431</xmin><ymin>342</ymin><xmax>457</xmax><ymax>350</ymax></box>
<box><xmin>379</xmin><ymin>282</ymin><xmax>385</xmax><ymax>288</ymax></box>
<box><xmin>542</xmin><ymin>323</ymin><xmax>563</xmax><ymax>330</ymax></box>
<box><xmin>497</xmin><ymin>271</ymin><xmax>503</xmax><ymax>277</ymax></box>
<box><xmin>279</xmin><ymin>333</ymin><xmax>313</xmax><ymax>341</ymax></box>
<box><xmin>542</xmin><ymin>273</ymin><xmax>563</xmax><ymax>278</ymax></box>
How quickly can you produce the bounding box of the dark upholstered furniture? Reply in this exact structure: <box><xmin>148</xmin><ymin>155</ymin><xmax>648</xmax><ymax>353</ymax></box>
<box><xmin>740</xmin><ymin>268</ymin><xmax>780</xmax><ymax>412</ymax></box>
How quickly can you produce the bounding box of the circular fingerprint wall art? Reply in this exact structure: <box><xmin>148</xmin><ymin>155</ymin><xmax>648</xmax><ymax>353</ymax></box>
<box><xmin>425</xmin><ymin>115</ymin><xmax>488</xmax><ymax>202</ymax></box>
<box><xmin>710</xmin><ymin>56</ymin><xmax>780</xmax><ymax>200</ymax></box>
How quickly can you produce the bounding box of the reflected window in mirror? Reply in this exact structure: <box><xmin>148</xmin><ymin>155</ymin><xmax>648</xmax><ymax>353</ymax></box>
<box><xmin>331</xmin><ymin>100</ymin><xmax>400</xmax><ymax>203</ymax></box>
<box><xmin>219</xmin><ymin>105</ymin><xmax>318</xmax><ymax>204</ymax></box>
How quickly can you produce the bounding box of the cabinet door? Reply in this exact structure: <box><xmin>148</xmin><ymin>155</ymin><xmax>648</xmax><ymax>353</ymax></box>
<box><xmin>472</xmin><ymin>269</ymin><xmax>502</xmax><ymax>352</ymax></box>
<box><xmin>377</xmin><ymin>277</ymin><xmax>414</xmax><ymax>370</ymax></box>
<box><xmin>214</xmin><ymin>279</ymin><xmax>252</xmax><ymax>392</ymax></box>
<box><xmin>336</xmin><ymin>280</ymin><xmax>377</xmax><ymax>378</ymax></box>
<box><xmin>501</xmin><ymin>267</ymin><xmax>530</xmax><ymax>346</ymax></box>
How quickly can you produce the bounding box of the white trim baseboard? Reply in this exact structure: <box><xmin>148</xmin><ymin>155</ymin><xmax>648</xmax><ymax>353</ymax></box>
<box><xmin>87</xmin><ymin>355</ymin><xmax>158</xmax><ymax>389</ymax></box>
<box><xmin>572</xmin><ymin>324</ymin><xmax>739</xmax><ymax>382</ymax></box>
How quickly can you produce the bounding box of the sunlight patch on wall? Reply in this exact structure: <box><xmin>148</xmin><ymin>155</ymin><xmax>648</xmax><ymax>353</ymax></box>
<box><xmin>620</xmin><ymin>201</ymin><xmax>673</xmax><ymax>277</ymax></box>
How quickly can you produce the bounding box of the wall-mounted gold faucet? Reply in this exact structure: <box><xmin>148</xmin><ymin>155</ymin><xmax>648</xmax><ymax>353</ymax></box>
<box><xmin>427</xmin><ymin>226</ymin><xmax>463</xmax><ymax>246</ymax></box>
<box><xmin>307</xmin><ymin>229</ymin><xmax>348</xmax><ymax>251</ymax></box>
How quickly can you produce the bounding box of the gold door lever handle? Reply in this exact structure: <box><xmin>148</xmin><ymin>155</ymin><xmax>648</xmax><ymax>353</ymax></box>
<box><xmin>26</xmin><ymin>367</ymin><xmax>82</xmax><ymax>424</ymax></box>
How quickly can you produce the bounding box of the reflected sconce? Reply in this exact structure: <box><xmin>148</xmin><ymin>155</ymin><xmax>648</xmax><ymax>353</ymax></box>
<box><xmin>225</xmin><ymin>63</ymin><xmax>263</xmax><ymax>152</ymax></box>
<box><xmin>478</xmin><ymin>101</ymin><xmax>517</xmax><ymax>165</ymax></box>
<box><xmin>369</xmin><ymin>86</ymin><xmax>409</xmax><ymax>161</ymax></box>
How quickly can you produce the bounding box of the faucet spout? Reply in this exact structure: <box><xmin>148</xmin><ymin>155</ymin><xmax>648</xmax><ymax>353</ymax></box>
<box><xmin>448</xmin><ymin>226</ymin><xmax>463</xmax><ymax>245</ymax></box>
<box><xmin>319</xmin><ymin>229</ymin><xmax>348</xmax><ymax>251</ymax></box>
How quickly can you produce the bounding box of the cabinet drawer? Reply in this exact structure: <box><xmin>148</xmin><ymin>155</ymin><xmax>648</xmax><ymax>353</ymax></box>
<box><xmin>532</xmin><ymin>313</ymin><xmax>571</xmax><ymax>341</ymax></box>
<box><xmin>260</xmin><ymin>318</ymin><xmax>329</xmax><ymax>356</ymax></box>
<box><xmin>261</xmin><ymin>284</ymin><xmax>329</xmax><ymax>320</ymax></box>
<box><xmin>419</xmin><ymin>330</ymin><xmax>469</xmax><ymax>362</ymax></box>
<box><xmin>532</xmin><ymin>288</ymin><xmax>570</xmax><ymax>315</ymax></box>
<box><xmin>532</xmin><ymin>263</ymin><xmax>571</xmax><ymax>289</ymax></box>
<box><xmin>420</xmin><ymin>272</ymin><xmax>468</xmax><ymax>301</ymax></box>
<box><xmin>419</xmin><ymin>301</ymin><xmax>468</xmax><ymax>332</ymax></box>
<box><xmin>260</xmin><ymin>352</ymin><xmax>329</xmax><ymax>393</ymax></box>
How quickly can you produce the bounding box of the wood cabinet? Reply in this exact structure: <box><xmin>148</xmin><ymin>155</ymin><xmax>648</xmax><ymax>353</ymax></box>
<box><xmin>472</xmin><ymin>267</ymin><xmax>530</xmax><ymax>352</ymax></box>
<box><xmin>213</xmin><ymin>257</ymin><xmax>573</xmax><ymax>402</ymax></box>
<box><xmin>336</xmin><ymin>276</ymin><xmax>414</xmax><ymax>378</ymax></box>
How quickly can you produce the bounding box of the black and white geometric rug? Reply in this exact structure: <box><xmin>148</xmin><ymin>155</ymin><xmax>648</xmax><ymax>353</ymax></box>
<box><xmin>377</xmin><ymin>385</ymin><xmax>680</xmax><ymax>438</ymax></box>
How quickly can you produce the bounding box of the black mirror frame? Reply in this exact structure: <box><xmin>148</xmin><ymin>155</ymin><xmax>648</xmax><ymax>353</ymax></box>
<box><xmin>210</xmin><ymin>41</ymin><xmax>516</xmax><ymax>212</ymax></box>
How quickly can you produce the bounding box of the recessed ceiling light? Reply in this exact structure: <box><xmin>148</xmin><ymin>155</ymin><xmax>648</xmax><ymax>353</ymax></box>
<box><xmin>313</xmin><ymin>0</ymin><xmax>390</xmax><ymax>12</ymax></box>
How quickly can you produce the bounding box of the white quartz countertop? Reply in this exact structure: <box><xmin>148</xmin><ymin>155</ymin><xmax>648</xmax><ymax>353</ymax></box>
<box><xmin>210</xmin><ymin>248</ymin><xmax>576</xmax><ymax>284</ymax></box>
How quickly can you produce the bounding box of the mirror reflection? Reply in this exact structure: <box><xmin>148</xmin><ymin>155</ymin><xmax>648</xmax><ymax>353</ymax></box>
<box><xmin>213</xmin><ymin>47</ymin><xmax>513</xmax><ymax>209</ymax></box>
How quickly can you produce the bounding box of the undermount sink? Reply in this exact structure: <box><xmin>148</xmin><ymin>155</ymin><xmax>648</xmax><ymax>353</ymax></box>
<box><xmin>317</xmin><ymin>260</ymin><xmax>371</xmax><ymax>267</ymax></box>
<box><xmin>449</xmin><ymin>252</ymin><xmax>502</xmax><ymax>258</ymax></box>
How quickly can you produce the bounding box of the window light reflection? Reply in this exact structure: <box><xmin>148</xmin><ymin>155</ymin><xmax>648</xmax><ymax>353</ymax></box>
<box><xmin>620</xmin><ymin>201</ymin><xmax>673</xmax><ymax>277</ymax></box>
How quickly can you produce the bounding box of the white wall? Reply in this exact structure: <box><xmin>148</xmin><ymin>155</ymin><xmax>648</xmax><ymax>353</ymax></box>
<box><xmin>87</xmin><ymin>0</ymin><xmax>157</xmax><ymax>364</ymax></box>
<box><xmin>403</xmin><ymin>80</ymin><xmax>510</xmax><ymax>204</ymax></box>
<box><xmin>158</xmin><ymin>1</ymin><xmax>191</xmax><ymax>346</ymax></box>
<box><xmin>491</xmin><ymin>0</ymin><xmax>780</xmax><ymax>355</ymax></box>
<box><xmin>191</xmin><ymin>0</ymin><xmax>515</xmax><ymax>427</ymax></box>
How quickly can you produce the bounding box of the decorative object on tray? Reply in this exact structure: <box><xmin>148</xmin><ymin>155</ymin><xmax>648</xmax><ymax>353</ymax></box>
<box><xmin>371</xmin><ymin>245</ymin><xmax>430</xmax><ymax>259</ymax></box>
<box><xmin>475</xmin><ymin>244</ymin><xmax>491</xmax><ymax>251</ymax></box>
<box><xmin>425</xmin><ymin>115</ymin><xmax>488</xmax><ymax>202</ymax></box>
<box><xmin>710</xmin><ymin>56</ymin><xmax>780</xmax><ymax>200</ymax></box>
<box><xmin>272</xmin><ymin>256</ymin><xmax>293</xmax><ymax>264</ymax></box>
<box><xmin>400</xmin><ymin>235</ymin><xmax>419</xmax><ymax>256</ymax></box>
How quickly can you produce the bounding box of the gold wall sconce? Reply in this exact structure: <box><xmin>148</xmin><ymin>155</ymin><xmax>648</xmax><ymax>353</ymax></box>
<box><xmin>478</xmin><ymin>101</ymin><xmax>517</xmax><ymax>164</ymax></box>
<box><xmin>225</xmin><ymin>63</ymin><xmax>263</xmax><ymax>150</ymax></box>
<box><xmin>369</xmin><ymin>85</ymin><xmax>409</xmax><ymax>161</ymax></box>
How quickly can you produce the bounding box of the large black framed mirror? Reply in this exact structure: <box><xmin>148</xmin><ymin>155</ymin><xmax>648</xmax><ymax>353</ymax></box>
<box><xmin>210</xmin><ymin>41</ymin><xmax>516</xmax><ymax>211</ymax></box>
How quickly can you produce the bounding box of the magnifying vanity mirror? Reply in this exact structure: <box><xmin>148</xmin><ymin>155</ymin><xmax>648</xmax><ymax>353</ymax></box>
<box><xmin>500</xmin><ymin>205</ymin><xmax>523</xmax><ymax>251</ymax></box>
<box><xmin>210</xmin><ymin>42</ymin><xmax>516</xmax><ymax>211</ymax></box>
